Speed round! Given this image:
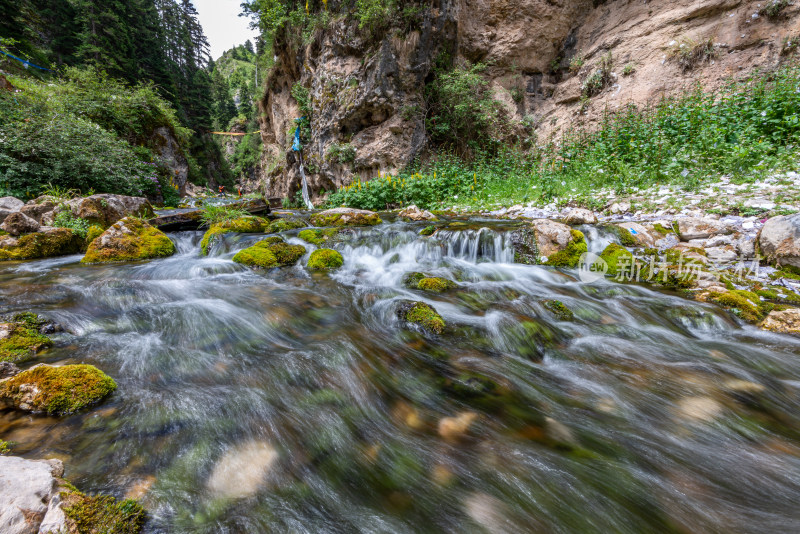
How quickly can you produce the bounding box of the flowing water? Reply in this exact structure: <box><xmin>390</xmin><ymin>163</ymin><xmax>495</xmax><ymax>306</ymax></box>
<box><xmin>2</xmin><ymin>216</ymin><xmax>800</xmax><ymax>533</ymax></box>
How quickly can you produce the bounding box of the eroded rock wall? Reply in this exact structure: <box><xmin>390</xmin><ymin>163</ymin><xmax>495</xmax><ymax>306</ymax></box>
<box><xmin>256</xmin><ymin>0</ymin><xmax>800</xmax><ymax>202</ymax></box>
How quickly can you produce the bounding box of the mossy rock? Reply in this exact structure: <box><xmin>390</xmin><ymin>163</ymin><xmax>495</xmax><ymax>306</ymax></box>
<box><xmin>308</xmin><ymin>249</ymin><xmax>344</xmax><ymax>271</ymax></box>
<box><xmin>0</xmin><ymin>364</ymin><xmax>116</xmax><ymax>415</ymax></box>
<box><xmin>542</xmin><ymin>300</ymin><xmax>574</xmax><ymax>321</ymax></box>
<box><xmin>233</xmin><ymin>239</ymin><xmax>306</xmax><ymax>268</ymax></box>
<box><xmin>268</xmin><ymin>218</ymin><xmax>307</xmax><ymax>233</ymax></box>
<box><xmin>608</xmin><ymin>224</ymin><xmax>638</xmax><ymax>246</ymax></box>
<box><xmin>402</xmin><ymin>272</ymin><xmax>427</xmax><ymax>288</ymax></box>
<box><xmin>61</xmin><ymin>488</ymin><xmax>146</xmax><ymax>534</ymax></box>
<box><xmin>420</xmin><ymin>226</ymin><xmax>436</xmax><ymax>236</ymax></box>
<box><xmin>599</xmin><ymin>243</ymin><xmax>634</xmax><ymax>277</ymax></box>
<box><xmin>711</xmin><ymin>290</ymin><xmax>768</xmax><ymax>323</ymax></box>
<box><xmin>85</xmin><ymin>225</ymin><xmax>104</xmax><ymax>247</ymax></box>
<box><xmin>310</xmin><ymin>208</ymin><xmax>382</xmax><ymax>227</ymax></box>
<box><xmin>397</xmin><ymin>301</ymin><xmax>445</xmax><ymax>335</ymax></box>
<box><xmin>544</xmin><ymin>229</ymin><xmax>588</xmax><ymax>268</ymax></box>
<box><xmin>298</xmin><ymin>228</ymin><xmax>339</xmax><ymax>245</ymax></box>
<box><xmin>416</xmin><ymin>277</ymin><xmax>457</xmax><ymax>293</ymax></box>
<box><xmin>200</xmin><ymin>216</ymin><xmax>269</xmax><ymax>255</ymax></box>
<box><xmin>82</xmin><ymin>218</ymin><xmax>175</xmax><ymax>263</ymax></box>
<box><xmin>0</xmin><ymin>228</ymin><xmax>84</xmax><ymax>261</ymax></box>
<box><xmin>0</xmin><ymin>316</ymin><xmax>52</xmax><ymax>363</ymax></box>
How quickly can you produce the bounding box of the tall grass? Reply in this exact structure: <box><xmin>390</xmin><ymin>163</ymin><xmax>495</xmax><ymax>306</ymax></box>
<box><xmin>327</xmin><ymin>62</ymin><xmax>800</xmax><ymax>211</ymax></box>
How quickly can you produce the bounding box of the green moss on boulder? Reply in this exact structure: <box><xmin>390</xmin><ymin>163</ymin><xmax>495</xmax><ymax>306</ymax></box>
<box><xmin>542</xmin><ymin>300</ymin><xmax>574</xmax><ymax>321</ymax></box>
<box><xmin>544</xmin><ymin>229</ymin><xmax>588</xmax><ymax>268</ymax></box>
<box><xmin>298</xmin><ymin>228</ymin><xmax>339</xmax><ymax>245</ymax></box>
<box><xmin>420</xmin><ymin>226</ymin><xmax>436</xmax><ymax>236</ymax></box>
<box><xmin>85</xmin><ymin>225</ymin><xmax>104</xmax><ymax>247</ymax></box>
<box><xmin>308</xmin><ymin>249</ymin><xmax>344</xmax><ymax>271</ymax></box>
<box><xmin>310</xmin><ymin>208</ymin><xmax>382</xmax><ymax>227</ymax></box>
<box><xmin>0</xmin><ymin>364</ymin><xmax>116</xmax><ymax>415</ymax></box>
<box><xmin>200</xmin><ymin>216</ymin><xmax>269</xmax><ymax>255</ymax></box>
<box><xmin>0</xmin><ymin>318</ymin><xmax>52</xmax><ymax>363</ymax></box>
<box><xmin>711</xmin><ymin>290</ymin><xmax>767</xmax><ymax>323</ymax></box>
<box><xmin>233</xmin><ymin>239</ymin><xmax>306</xmax><ymax>268</ymax></box>
<box><xmin>268</xmin><ymin>218</ymin><xmax>307</xmax><ymax>233</ymax></box>
<box><xmin>61</xmin><ymin>488</ymin><xmax>146</xmax><ymax>534</ymax></box>
<box><xmin>82</xmin><ymin>218</ymin><xmax>175</xmax><ymax>263</ymax></box>
<box><xmin>417</xmin><ymin>277</ymin><xmax>456</xmax><ymax>293</ymax></box>
<box><xmin>599</xmin><ymin>243</ymin><xmax>634</xmax><ymax>276</ymax></box>
<box><xmin>398</xmin><ymin>301</ymin><xmax>445</xmax><ymax>335</ymax></box>
<box><xmin>0</xmin><ymin>228</ymin><xmax>84</xmax><ymax>261</ymax></box>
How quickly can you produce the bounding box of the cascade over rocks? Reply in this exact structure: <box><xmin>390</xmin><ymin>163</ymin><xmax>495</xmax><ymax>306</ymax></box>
<box><xmin>758</xmin><ymin>213</ymin><xmax>800</xmax><ymax>269</ymax></box>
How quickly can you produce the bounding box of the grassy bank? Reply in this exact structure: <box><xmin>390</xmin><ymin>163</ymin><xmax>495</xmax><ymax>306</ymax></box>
<box><xmin>326</xmin><ymin>62</ymin><xmax>800</xmax><ymax>212</ymax></box>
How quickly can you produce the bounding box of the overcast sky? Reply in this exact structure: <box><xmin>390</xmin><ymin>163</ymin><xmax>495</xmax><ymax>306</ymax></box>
<box><xmin>192</xmin><ymin>0</ymin><xmax>260</xmax><ymax>60</ymax></box>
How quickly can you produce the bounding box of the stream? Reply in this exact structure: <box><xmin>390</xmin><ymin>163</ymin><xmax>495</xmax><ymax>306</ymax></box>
<box><xmin>2</xmin><ymin>215</ymin><xmax>800</xmax><ymax>533</ymax></box>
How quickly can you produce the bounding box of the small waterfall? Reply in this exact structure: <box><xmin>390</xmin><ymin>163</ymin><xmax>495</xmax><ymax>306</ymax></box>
<box><xmin>298</xmin><ymin>154</ymin><xmax>314</xmax><ymax>210</ymax></box>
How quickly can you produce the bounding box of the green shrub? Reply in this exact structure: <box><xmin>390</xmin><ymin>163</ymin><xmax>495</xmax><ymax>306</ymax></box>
<box><xmin>326</xmin><ymin>143</ymin><xmax>357</xmax><ymax>164</ymax></box>
<box><xmin>53</xmin><ymin>210</ymin><xmax>91</xmax><ymax>239</ymax></box>
<box><xmin>200</xmin><ymin>205</ymin><xmax>252</xmax><ymax>227</ymax></box>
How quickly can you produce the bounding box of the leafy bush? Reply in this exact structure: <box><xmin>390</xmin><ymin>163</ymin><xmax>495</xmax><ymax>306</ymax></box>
<box><xmin>326</xmin><ymin>143</ymin><xmax>356</xmax><ymax>164</ymax></box>
<box><xmin>426</xmin><ymin>63</ymin><xmax>511</xmax><ymax>155</ymax></box>
<box><xmin>53</xmin><ymin>210</ymin><xmax>92</xmax><ymax>239</ymax></box>
<box><xmin>582</xmin><ymin>52</ymin><xmax>614</xmax><ymax>97</ymax></box>
<box><xmin>763</xmin><ymin>0</ymin><xmax>791</xmax><ymax>19</ymax></box>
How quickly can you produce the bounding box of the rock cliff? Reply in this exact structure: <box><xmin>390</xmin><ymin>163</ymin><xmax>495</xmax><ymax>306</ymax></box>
<box><xmin>255</xmin><ymin>0</ymin><xmax>800</xmax><ymax>203</ymax></box>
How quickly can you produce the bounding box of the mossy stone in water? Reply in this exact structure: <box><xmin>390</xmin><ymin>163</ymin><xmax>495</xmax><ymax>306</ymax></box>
<box><xmin>599</xmin><ymin>243</ymin><xmax>633</xmax><ymax>277</ymax></box>
<box><xmin>420</xmin><ymin>226</ymin><xmax>436</xmax><ymax>236</ymax></box>
<box><xmin>234</xmin><ymin>239</ymin><xmax>306</xmax><ymax>268</ymax></box>
<box><xmin>544</xmin><ymin>229</ymin><xmax>588</xmax><ymax>268</ymax></box>
<box><xmin>417</xmin><ymin>277</ymin><xmax>456</xmax><ymax>293</ymax></box>
<box><xmin>402</xmin><ymin>272</ymin><xmax>427</xmax><ymax>288</ymax></box>
<box><xmin>268</xmin><ymin>218</ymin><xmax>306</xmax><ymax>233</ymax></box>
<box><xmin>308</xmin><ymin>249</ymin><xmax>344</xmax><ymax>271</ymax></box>
<box><xmin>310</xmin><ymin>209</ymin><xmax>381</xmax><ymax>227</ymax></box>
<box><xmin>61</xmin><ymin>488</ymin><xmax>146</xmax><ymax>534</ymax></box>
<box><xmin>82</xmin><ymin>218</ymin><xmax>175</xmax><ymax>263</ymax></box>
<box><xmin>711</xmin><ymin>290</ymin><xmax>767</xmax><ymax>323</ymax></box>
<box><xmin>200</xmin><ymin>216</ymin><xmax>269</xmax><ymax>255</ymax></box>
<box><xmin>0</xmin><ymin>317</ymin><xmax>52</xmax><ymax>363</ymax></box>
<box><xmin>398</xmin><ymin>301</ymin><xmax>445</xmax><ymax>335</ymax></box>
<box><xmin>542</xmin><ymin>300</ymin><xmax>574</xmax><ymax>321</ymax></box>
<box><xmin>0</xmin><ymin>364</ymin><xmax>116</xmax><ymax>415</ymax></box>
<box><xmin>298</xmin><ymin>228</ymin><xmax>339</xmax><ymax>245</ymax></box>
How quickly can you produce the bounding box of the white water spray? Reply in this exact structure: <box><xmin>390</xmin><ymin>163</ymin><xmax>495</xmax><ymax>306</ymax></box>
<box><xmin>297</xmin><ymin>153</ymin><xmax>314</xmax><ymax>210</ymax></box>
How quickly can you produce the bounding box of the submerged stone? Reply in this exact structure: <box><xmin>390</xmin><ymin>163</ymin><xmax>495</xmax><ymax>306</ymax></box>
<box><xmin>207</xmin><ymin>441</ymin><xmax>279</xmax><ymax>499</ymax></box>
<box><xmin>0</xmin><ymin>364</ymin><xmax>116</xmax><ymax>415</ymax></box>
<box><xmin>82</xmin><ymin>217</ymin><xmax>175</xmax><ymax>263</ymax></box>
<box><xmin>438</xmin><ymin>412</ymin><xmax>479</xmax><ymax>443</ymax></box>
<box><xmin>542</xmin><ymin>300</ymin><xmax>574</xmax><ymax>321</ymax></box>
<box><xmin>307</xmin><ymin>248</ymin><xmax>344</xmax><ymax>271</ymax></box>
<box><xmin>397</xmin><ymin>301</ymin><xmax>445</xmax><ymax>334</ymax></box>
<box><xmin>310</xmin><ymin>208</ymin><xmax>382</xmax><ymax>227</ymax></box>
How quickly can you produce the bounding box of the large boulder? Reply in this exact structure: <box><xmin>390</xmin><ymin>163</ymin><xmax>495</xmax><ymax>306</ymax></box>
<box><xmin>0</xmin><ymin>456</ymin><xmax>67</xmax><ymax>534</ymax></box>
<box><xmin>0</xmin><ymin>363</ymin><xmax>116</xmax><ymax>415</ymax></box>
<box><xmin>233</xmin><ymin>238</ymin><xmax>306</xmax><ymax>268</ymax></box>
<box><xmin>677</xmin><ymin>217</ymin><xmax>732</xmax><ymax>241</ymax></box>
<box><xmin>19</xmin><ymin>200</ymin><xmax>57</xmax><ymax>224</ymax></box>
<box><xmin>82</xmin><ymin>217</ymin><xmax>175</xmax><ymax>263</ymax></box>
<box><xmin>0</xmin><ymin>196</ymin><xmax>24</xmax><ymax>224</ymax></box>
<box><xmin>511</xmin><ymin>220</ymin><xmax>587</xmax><ymax>267</ymax></box>
<box><xmin>616</xmin><ymin>222</ymin><xmax>657</xmax><ymax>247</ymax></box>
<box><xmin>563</xmin><ymin>208</ymin><xmax>597</xmax><ymax>225</ymax></box>
<box><xmin>0</xmin><ymin>228</ymin><xmax>84</xmax><ymax>261</ymax></box>
<box><xmin>45</xmin><ymin>195</ymin><xmax>154</xmax><ymax>228</ymax></box>
<box><xmin>0</xmin><ymin>212</ymin><xmax>40</xmax><ymax>236</ymax></box>
<box><xmin>310</xmin><ymin>208</ymin><xmax>382</xmax><ymax>227</ymax></box>
<box><xmin>758</xmin><ymin>214</ymin><xmax>800</xmax><ymax>270</ymax></box>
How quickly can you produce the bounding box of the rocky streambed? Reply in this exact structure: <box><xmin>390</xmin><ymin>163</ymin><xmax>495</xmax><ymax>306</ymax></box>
<box><xmin>2</xmin><ymin>203</ymin><xmax>800</xmax><ymax>533</ymax></box>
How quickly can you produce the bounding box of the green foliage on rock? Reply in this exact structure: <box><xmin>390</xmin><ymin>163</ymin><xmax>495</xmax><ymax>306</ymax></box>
<box><xmin>53</xmin><ymin>210</ymin><xmax>92</xmax><ymax>239</ymax></box>
<box><xmin>233</xmin><ymin>245</ymin><xmax>278</xmax><ymax>268</ymax></box>
<box><xmin>0</xmin><ymin>364</ymin><xmax>116</xmax><ymax>415</ymax></box>
<box><xmin>542</xmin><ymin>300</ymin><xmax>575</xmax><ymax>321</ymax></box>
<box><xmin>600</xmin><ymin>243</ymin><xmax>633</xmax><ymax>277</ymax></box>
<box><xmin>307</xmin><ymin>249</ymin><xmax>344</xmax><ymax>271</ymax></box>
<box><xmin>233</xmin><ymin>238</ymin><xmax>306</xmax><ymax>268</ymax></box>
<box><xmin>416</xmin><ymin>277</ymin><xmax>456</xmax><ymax>293</ymax></box>
<box><xmin>268</xmin><ymin>218</ymin><xmax>307</xmax><ymax>233</ymax></box>
<box><xmin>711</xmin><ymin>290</ymin><xmax>767</xmax><ymax>323</ymax></box>
<box><xmin>401</xmin><ymin>301</ymin><xmax>445</xmax><ymax>335</ymax></box>
<box><xmin>298</xmin><ymin>228</ymin><xmax>338</xmax><ymax>245</ymax></box>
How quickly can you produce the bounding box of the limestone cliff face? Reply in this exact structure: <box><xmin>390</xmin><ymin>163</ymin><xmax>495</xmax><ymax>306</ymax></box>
<box><xmin>256</xmin><ymin>0</ymin><xmax>800</xmax><ymax>203</ymax></box>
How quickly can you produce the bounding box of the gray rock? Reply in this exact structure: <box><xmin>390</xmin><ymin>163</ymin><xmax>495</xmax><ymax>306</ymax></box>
<box><xmin>677</xmin><ymin>217</ymin><xmax>732</xmax><ymax>241</ymax></box>
<box><xmin>758</xmin><ymin>214</ymin><xmax>800</xmax><ymax>269</ymax></box>
<box><xmin>0</xmin><ymin>212</ymin><xmax>41</xmax><ymax>236</ymax></box>
<box><xmin>563</xmin><ymin>208</ymin><xmax>597</xmax><ymax>225</ymax></box>
<box><xmin>399</xmin><ymin>205</ymin><xmax>436</xmax><ymax>221</ymax></box>
<box><xmin>47</xmin><ymin>195</ymin><xmax>154</xmax><ymax>227</ymax></box>
<box><xmin>0</xmin><ymin>361</ymin><xmax>20</xmax><ymax>379</ymax></box>
<box><xmin>0</xmin><ymin>456</ymin><xmax>67</xmax><ymax>534</ymax></box>
<box><xmin>0</xmin><ymin>196</ymin><xmax>24</xmax><ymax>212</ymax></box>
<box><xmin>19</xmin><ymin>201</ymin><xmax>56</xmax><ymax>224</ymax></box>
